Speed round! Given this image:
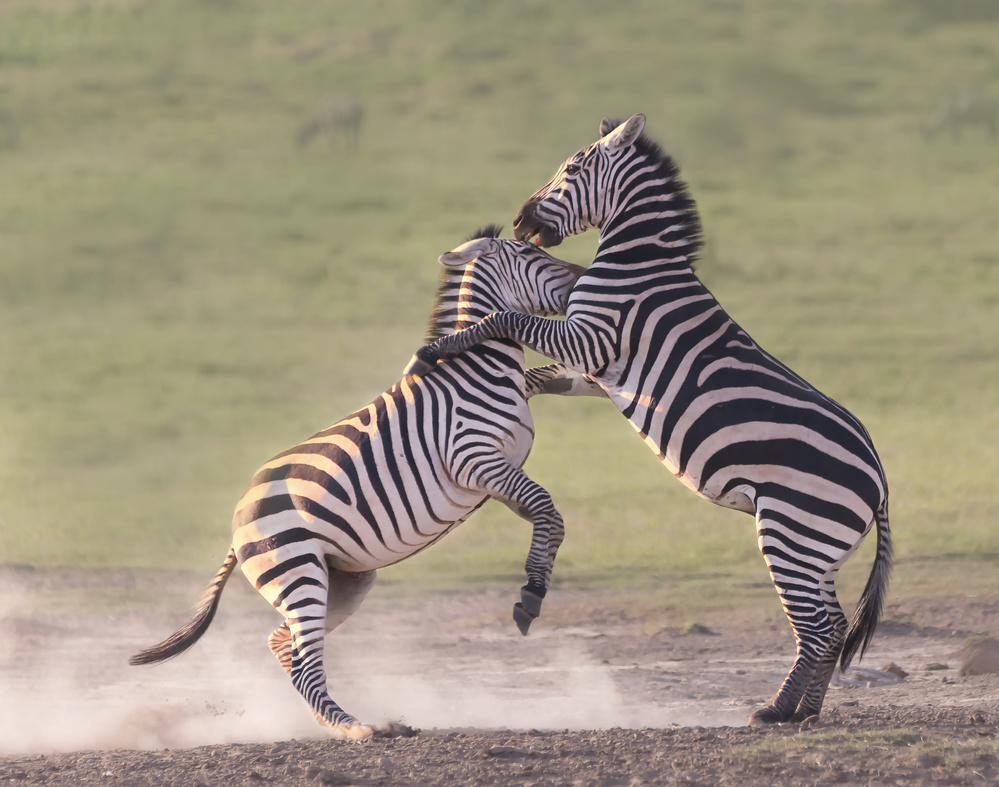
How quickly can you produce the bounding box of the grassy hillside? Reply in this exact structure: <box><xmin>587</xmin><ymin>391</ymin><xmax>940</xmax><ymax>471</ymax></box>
<box><xmin>1</xmin><ymin>0</ymin><xmax>997</xmax><ymax>612</ymax></box>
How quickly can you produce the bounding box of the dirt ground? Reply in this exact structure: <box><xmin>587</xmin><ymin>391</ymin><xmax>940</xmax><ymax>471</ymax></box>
<box><xmin>3</xmin><ymin>565</ymin><xmax>999</xmax><ymax>785</ymax></box>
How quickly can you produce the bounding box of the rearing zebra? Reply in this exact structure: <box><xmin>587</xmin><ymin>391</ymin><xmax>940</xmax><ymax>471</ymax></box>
<box><xmin>131</xmin><ymin>228</ymin><xmax>596</xmax><ymax>741</ymax></box>
<box><xmin>409</xmin><ymin>115</ymin><xmax>892</xmax><ymax>725</ymax></box>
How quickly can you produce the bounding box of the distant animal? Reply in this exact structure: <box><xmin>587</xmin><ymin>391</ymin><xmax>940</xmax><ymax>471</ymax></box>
<box><xmin>923</xmin><ymin>94</ymin><xmax>997</xmax><ymax>142</ymax></box>
<box><xmin>297</xmin><ymin>96</ymin><xmax>364</xmax><ymax>149</ymax></box>
<box><xmin>409</xmin><ymin>114</ymin><xmax>892</xmax><ymax>727</ymax></box>
<box><xmin>130</xmin><ymin>227</ymin><xmax>602</xmax><ymax>741</ymax></box>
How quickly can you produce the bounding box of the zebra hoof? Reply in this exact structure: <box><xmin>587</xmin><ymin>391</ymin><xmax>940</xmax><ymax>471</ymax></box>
<box><xmin>330</xmin><ymin>722</ymin><xmax>374</xmax><ymax>742</ymax></box>
<box><xmin>519</xmin><ymin>587</ymin><xmax>545</xmax><ymax>619</ymax></box>
<box><xmin>747</xmin><ymin>706</ymin><xmax>787</xmax><ymax>726</ymax></box>
<box><xmin>403</xmin><ymin>354</ymin><xmax>435</xmax><ymax>377</ymax></box>
<box><xmin>513</xmin><ymin>603</ymin><xmax>534</xmax><ymax>636</ymax></box>
<box><xmin>791</xmin><ymin>707</ymin><xmax>821</xmax><ymax>724</ymax></box>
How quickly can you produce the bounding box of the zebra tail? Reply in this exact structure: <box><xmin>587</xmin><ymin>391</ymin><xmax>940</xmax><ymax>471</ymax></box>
<box><xmin>839</xmin><ymin>498</ymin><xmax>893</xmax><ymax>671</ymax></box>
<box><xmin>129</xmin><ymin>546</ymin><xmax>238</xmax><ymax>666</ymax></box>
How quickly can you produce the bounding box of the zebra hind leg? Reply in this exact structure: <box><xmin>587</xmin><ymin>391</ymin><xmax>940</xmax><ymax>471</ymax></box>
<box><xmin>749</xmin><ymin>510</ymin><xmax>840</xmax><ymax>725</ymax></box>
<box><xmin>275</xmin><ymin>567</ymin><xmax>377</xmax><ymax>741</ymax></box>
<box><xmin>748</xmin><ymin>579</ymin><xmax>834</xmax><ymax>725</ymax></box>
<box><xmin>791</xmin><ymin>575</ymin><xmax>848</xmax><ymax>722</ymax></box>
<box><xmin>269</xmin><ymin>622</ymin><xmax>326</xmax><ymax>726</ymax></box>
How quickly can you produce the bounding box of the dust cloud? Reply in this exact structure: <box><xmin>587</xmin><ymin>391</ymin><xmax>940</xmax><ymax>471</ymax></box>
<box><xmin>0</xmin><ymin>586</ymin><xmax>747</xmax><ymax>756</ymax></box>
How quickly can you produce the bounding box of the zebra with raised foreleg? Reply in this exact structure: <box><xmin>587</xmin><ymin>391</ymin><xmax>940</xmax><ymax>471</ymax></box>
<box><xmin>408</xmin><ymin>115</ymin><xmax>892</xmax><ymax>726</ymax></box>
<box><xmin>131</xmin><ymin>227</ymin><xmax>600</xmax><ymax>741</ymax></box>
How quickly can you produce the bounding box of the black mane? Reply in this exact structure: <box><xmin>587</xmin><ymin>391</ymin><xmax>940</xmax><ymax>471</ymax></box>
<box><xmin>465</xmin><ymin>224</ymin><xmax>503</xmax><ymax>243</ymax></box>
<box><xmin>635</xmin><ymin>134</ymin><xmax>703</xmax><ymax>266</ymax></box>
<box><xmin>424</xmin><ymin>224</ymin><xmax>503</xmax><ymax>343</ymax></box>
<box><xmin>605</xmin><ymin>122</ymin><xmax>704</xmax><ymax>266</ymax></box>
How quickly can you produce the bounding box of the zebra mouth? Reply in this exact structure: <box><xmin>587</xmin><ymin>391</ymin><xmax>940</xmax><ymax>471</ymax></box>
<box><xmin>517</xmin><ymin>223</ymin><xmax>563</xmax><ymax>248</ymax></box>
<box><xmin>514</xmin><ymin>202</ymin><xmax>563</xmax><ymax>247</ymax></box>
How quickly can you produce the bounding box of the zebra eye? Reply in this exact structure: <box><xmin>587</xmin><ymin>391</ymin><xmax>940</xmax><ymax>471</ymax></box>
<box><xmin>565</xmin><ymin>163</ymin><xmax>580</xmax><ymax>175</ymax></box>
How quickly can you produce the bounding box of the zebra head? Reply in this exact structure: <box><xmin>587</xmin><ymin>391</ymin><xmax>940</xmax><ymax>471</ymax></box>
<box><xmin>513</xmin><ymin>113</ymin><xmax>647</xmax><ymax>247</ymax></box>
<box><xmin>439</xmin><ymin>236</ymin><xmax>585</xmax><ymax>318</ymax></box>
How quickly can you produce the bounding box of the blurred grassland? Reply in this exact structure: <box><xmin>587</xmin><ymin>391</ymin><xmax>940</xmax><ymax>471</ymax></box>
<box><xmin>1</xmin><ymin>0</ymin><xmax>998</xmax><ymax>617</ymax></box>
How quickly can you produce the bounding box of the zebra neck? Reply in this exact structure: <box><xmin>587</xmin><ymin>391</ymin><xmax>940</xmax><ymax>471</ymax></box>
<box><xmin>595</xmin><ymin>164</ymin><xmax>702</xmax><ymax>269</ymax></box>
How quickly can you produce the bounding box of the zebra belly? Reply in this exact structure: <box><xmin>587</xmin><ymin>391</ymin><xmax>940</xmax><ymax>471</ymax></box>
<box><xmin>606</xmin><ymin>382</ymin><xmax>881</xmax><ymax>527</ymax></box>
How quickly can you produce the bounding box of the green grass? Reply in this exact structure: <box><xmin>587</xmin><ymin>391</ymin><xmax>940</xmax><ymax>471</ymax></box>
<box><xmin>1</xmin><ymin>0</ymin><xmax>998</xmax><ymax>618</ymax></box>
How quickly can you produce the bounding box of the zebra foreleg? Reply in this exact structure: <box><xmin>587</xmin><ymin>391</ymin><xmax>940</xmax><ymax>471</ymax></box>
<box><xmin>407</xmin><ymin>311</ymin><xmax>613</xmax><ymax>380</ymax></box>
<box><xmin>476</xmin><ymin>464</ymin><xmax>565</xmax><ymax>635</ymax></box>
<box><xmin>524</xmin><ymin>364</ymin><xmax>608</xmax><ymax>400</ymax></box>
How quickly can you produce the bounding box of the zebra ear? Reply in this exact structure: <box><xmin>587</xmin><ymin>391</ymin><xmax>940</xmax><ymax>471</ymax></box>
<box><xmin>439</xmin><ymin>238</ymin><xmax>493</xmax><ymax>267</ymax></box>
<box><xmin>602</xmin><ymin>113</ymin><xmax>646</xmax><ymax>151</ymax></box>
<box><xmin>599</xmin><ymin>117</ymin><xmax>615</xmax><ymax>136</ymax></box>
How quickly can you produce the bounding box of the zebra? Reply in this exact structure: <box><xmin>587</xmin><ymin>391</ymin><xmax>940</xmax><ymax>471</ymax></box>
<box><xmin>407</xmin><ymin>114</ymin><xmax>892</xmax><ymax>726</ymax></box>
<box><xmin>297</xmin><ymin>95</ymin><xmax>364</xmax><ymax>150</ymax></box>
<box><xmin>923</xmin><ymin>93</ymin><xmax>998</xmax><ymax>142</ymax></box>
<box><xmin>130</xmin><ymin>227</ymin><xmax>599</xmax><ymax>741</ymax></box>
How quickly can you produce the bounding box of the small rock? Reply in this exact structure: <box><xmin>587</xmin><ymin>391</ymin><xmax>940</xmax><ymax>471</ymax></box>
<box><xmin>482</xmin><ymin>746</ymin><xmax>529</xmax><ymax>758</ymax></box>
<box><xmin>916</xmin><ymin>754</ymin><xmax>943</xmax><ymax>769</ymax></box>
<box><xmin>374</xmin><ymin>721</ymin><xmax>419</xmax><ymax>738</ymax></box>
<box><xmin>959</xmin><ymin>638</ymin><xmax>999</xmax><ymax>677</ymax></box>
<box><xmin>881</xmin><ymin>662</ymin><xmax>908</xmax><ymax>679</ymax></box>
<box><xmin>316</xmin><ymin>769</ymin><xmax>339</xmax><ymax>786</ymax></box>
<box><xmin>971</xmin><ymin>712</ymin><xmax>988</xmax><ymax>725</ymax></box>
<box><xmin>922</xmin><ymin>662</ymin><xmax>949</xmax><ymax>671</ymax></box>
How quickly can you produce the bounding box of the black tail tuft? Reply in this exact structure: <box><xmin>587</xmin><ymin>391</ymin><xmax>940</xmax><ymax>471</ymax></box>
<box><xmin>129</xmin><ymin>547</ymin><xmax>238</xmax><ymax>666</ymax></box>
<box><xmin>840</xmin><ymin>498</ymin><xmax>892</xmax><ymax>670</ymax></box>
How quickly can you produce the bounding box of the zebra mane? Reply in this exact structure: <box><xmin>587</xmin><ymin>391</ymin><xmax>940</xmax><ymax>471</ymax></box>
<box><xmin>423</xmin><ymin>224</ymin><xmax>503</xmax><ymax>343</ymax></box>
<box><xmin>605</xmin><ymin>122</ymin><xmax>705</xmax><ymax>267</ymax></box>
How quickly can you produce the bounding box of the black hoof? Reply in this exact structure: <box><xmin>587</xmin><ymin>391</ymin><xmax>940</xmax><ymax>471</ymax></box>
<box><xmin>748</xmin><ymin>706</ymin><xmax>789</xmax><ymax>726</ymax></box>
<box><xmin>791</xmin><ymin>708</ymin><xmax>820</xmax><ymax>724</ymax></box>
<box><xmin>519</xmin><ymin>586</ymin><xmax>545</xmax><ymax>619</ymax></box>
<box><xmin>403</xmin><ymin>353</ymin><xmax>436</xmax><ymax>376</ymax></box>
<box><xmin>513</xmin><ymin>603</ymin><xmax>534</xmax><ymax>635</ymax></box>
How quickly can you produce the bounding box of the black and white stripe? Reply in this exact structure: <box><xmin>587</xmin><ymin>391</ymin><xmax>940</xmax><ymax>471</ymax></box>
<box><xmin>131</xmin><ymin>227</ymin><xmax>589</xmax><ymax>740</ymax></box>
<box><xmin>411</xmin><ymin>116</ymin><xmax>892</xmax><ymax>725</ymax></box>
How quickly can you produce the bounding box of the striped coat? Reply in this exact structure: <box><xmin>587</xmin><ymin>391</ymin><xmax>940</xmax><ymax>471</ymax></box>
<box><xmin>132</xmin><ymin>229</ymin><xmax>588</xmax><ymax>740</ymax></box>
<box><xmin>410</xmin><ymin>116</ymin><xmax>892</xmax><ymax>726</ymax></box>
